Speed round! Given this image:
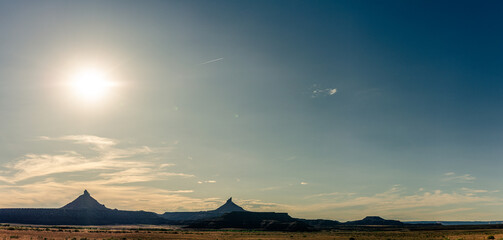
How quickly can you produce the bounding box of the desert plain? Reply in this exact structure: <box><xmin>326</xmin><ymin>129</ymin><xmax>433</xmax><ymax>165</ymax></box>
<box><xmin>1</xmin><ymin>224</ymin><xmax>503</xmax><ymax>240</ymax></box>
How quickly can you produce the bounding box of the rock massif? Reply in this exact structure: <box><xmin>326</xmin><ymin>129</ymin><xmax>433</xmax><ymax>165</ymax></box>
<box><xmin>0</xmin><ymin>190</ymin><xmax>166</xmax><ymax>225</ymax></box>
<box><xmin>213</xmin><ymin>197</ymin><xmax>246</xmax><ymax>213</ymax></box>
<box><xmin>161</xmin><ymin>197</ymin><xmax>247</xmax><ymax>223</ymax></box>
<box><xmin>61</xmin><ymin>190</ymin><xmax>108</xmax><ymax>210</ymax></box>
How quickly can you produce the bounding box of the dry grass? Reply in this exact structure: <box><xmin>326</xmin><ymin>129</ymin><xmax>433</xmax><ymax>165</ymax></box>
<box><xmin>1</xmin><ymin>224</ymin><xmax>503</xmax><ymax>240</ymax></box>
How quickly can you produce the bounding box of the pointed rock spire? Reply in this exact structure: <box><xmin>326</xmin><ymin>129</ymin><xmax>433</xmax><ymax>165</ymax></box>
<box><xmin>214</xmin><ymin>197</ymin><xmax>246</xmax><ymax>213</ymax></box>
<box><xmin>61</xmin><ymin>190</ymin><xmax>108</xmax><ymax>210</ymax></box>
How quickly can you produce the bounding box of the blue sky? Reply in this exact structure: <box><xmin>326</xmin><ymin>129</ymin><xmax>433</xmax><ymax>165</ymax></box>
<box><xmin>0</xmin><ymin>0</ymin><xmax>502</xmax><ymax>221</ymax></box>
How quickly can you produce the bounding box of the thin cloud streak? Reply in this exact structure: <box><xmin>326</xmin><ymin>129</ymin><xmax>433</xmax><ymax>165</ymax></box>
<box><xmin>311</xmin><ymin>87</ymin><xmax>337</xmax><ymax>97</ymax></box>
<box><xmin>443</xmin><ymin>172</ymin><xmax>476</xmax><ymax>183</ymax></box>
<box><xmin>40</xmin><ymin>135</ymin><xmax>118</xmax><ymax>150</ymax></box>
<box><xmin>305</xmin><ymin>192</ymin><xmax>356</xmax><ymax>199</ymax></box>
<box><xmin>200</xmin><ymin>57</ymin><xmax>224</xmax><ymax>65</ymax></box>
<box><xmin>198</xmin><ymin>180</ymin><xmax>216</xmax><ymax>184</ymax></box>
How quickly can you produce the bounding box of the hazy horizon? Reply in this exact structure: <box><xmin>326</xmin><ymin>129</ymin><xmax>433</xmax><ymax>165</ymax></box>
<box><xmin>0</xmin><ymin>0</ymin><xmax>502</xmax><ymax>222</ymax></box>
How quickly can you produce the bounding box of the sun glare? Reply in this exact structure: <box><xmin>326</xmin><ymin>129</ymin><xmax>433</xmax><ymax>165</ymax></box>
<box><xmin>70</xmin><ymin>68</ymin><xmax>115</xmax><ymax>102</ymax></box>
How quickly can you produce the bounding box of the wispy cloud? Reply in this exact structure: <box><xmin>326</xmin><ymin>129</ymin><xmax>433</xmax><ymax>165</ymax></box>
<box><xmin>443</xmin><ymin>172</ymin><xmax>476</xmax><ymax>183</ymax></box>
<box><xmin>0</xmin><ymin>135</ymin><xmax>192</xmax><ymax>196</ymax></box>
<box><xmin>96</xmin><ymin>168</ymin><xmax>194</xmax><ymax>185</ymax></box>
<box><xmin>461</xmin><ymin>187</ymin><xmax>499</xmax><ymax>195</ymax></box>
<box><xmin>305</xmin><ymin>192</ymin><xmax>356</xmax><ymax>199</ymax></box>
<box><xmin>434</xmin><ymin>208</ymin><xmax>474</xmax><ymax>215</ymax></box>
<box><xmin>2</xmin><ymin>151</ymin><xmax>142</xmax><ymax>183</ymax></box>
<box><xmin>160</xmin><ymin>163</ymin><xmax>175</xmax><ymax>168</ymax></box>
<box><xmin>40</xmin><ymin>135</ymin><xmax>118</xmax><ymax>150</ymax></box>
<box><xmin>200</xmin><ymin>57</ymin><xmax>224</xmax><ymax>65</ymax></box>
<box><xmin>311</xmin><ymin>86</ymin><xmax>337</xmax><ymax>98</ymax></box>
<box><xmin>238</xmin><ymin>199</ymin><xmax>288</xmax><ymax>212</ymax></box>
<box><xmin>198</xmin><ymin>180</ymin><xmax>216</xmax><ymax>184</ymax></box>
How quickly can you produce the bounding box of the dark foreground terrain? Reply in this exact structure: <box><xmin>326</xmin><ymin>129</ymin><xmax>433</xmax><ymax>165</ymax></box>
<box><xmin>1</xmin><ymin>224</ymin><xmax>503</xmax><ymax>240</ymax></box>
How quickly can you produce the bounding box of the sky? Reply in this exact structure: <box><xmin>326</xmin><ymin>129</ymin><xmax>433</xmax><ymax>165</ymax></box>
<box><xmin>0</xmin><ymin>0</ymin><xmax>502</xmax><ymax>221</ymax></box>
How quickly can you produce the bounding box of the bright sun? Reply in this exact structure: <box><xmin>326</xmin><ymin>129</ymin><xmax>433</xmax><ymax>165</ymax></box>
<box><xmin>70</xmin><ymin>68</ymin><xmax>115</xmax><ymax>102</ymax></box>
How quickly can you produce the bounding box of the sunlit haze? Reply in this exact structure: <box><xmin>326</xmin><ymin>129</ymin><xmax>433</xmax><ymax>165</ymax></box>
<box><xmin>69</xmin><ymin>67</ymin><xmax>115</xmax><ymax>102</ymax></box>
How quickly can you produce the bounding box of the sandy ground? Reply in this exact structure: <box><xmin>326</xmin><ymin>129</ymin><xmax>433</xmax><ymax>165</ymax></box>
<box><xmin>1</xmin><ymin>225</ymin><xmax>503</xmax><ymax>240</ymax></box>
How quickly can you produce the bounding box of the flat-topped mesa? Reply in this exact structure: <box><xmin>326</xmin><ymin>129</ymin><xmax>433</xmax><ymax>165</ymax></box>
<box><xmin>344</xmin><ymin>216</ymin><xmax>404</xmax><ymax>226</ymax></box>
<box><xmin>213</xmin><ymin>197</ymin><xmax>246</xmax><ymax>213</ymax></box>
<box><xmin>61</xmin><ymin>190</ymin><xmax>108</xmax><ymax>210</ymax></box>
<box><xmin>362</xmin><ymin>216</ymin><xmax>385</xmax><ymax>221</ymax></box>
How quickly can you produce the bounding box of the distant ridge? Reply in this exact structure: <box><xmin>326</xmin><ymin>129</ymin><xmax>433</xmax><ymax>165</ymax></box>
<box><xmin>61</xmin><ymin>190</ymin><xmax>108</xmax><ymax>210</ymax></box>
